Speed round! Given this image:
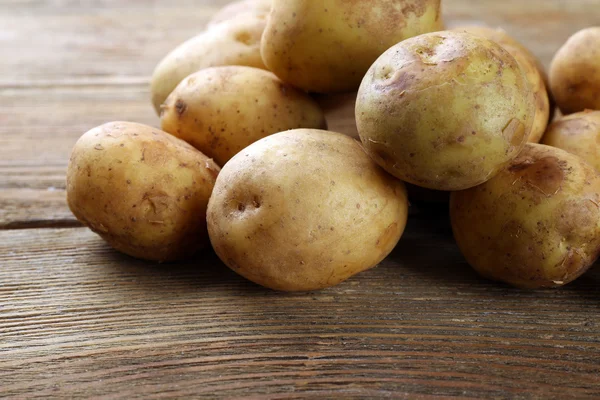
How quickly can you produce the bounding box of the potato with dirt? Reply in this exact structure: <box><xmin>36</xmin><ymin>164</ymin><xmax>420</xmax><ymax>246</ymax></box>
<box><xmin>208</xmin><ymin>0</ymin><xmax>271</xmax><ymax>27</ymax></box>
<box><xmin>450</xmin><ymin>143</ymin><xmax>600</xmax><ymax>289</ymax></box>
<box><xmin>207</xmin><ymin>129</ymin><xmax>409</xmax><ymax>291</ymax></box>
<box><xmin>66</xmin><ymin>122</ymin><xmax>220</xmax><ymax>262</ymax></box>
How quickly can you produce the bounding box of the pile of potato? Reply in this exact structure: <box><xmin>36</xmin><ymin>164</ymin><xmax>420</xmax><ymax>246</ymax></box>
<box><xmin>66</xmin><ymin>0</ymin><xmax>600</xmax><ymax>291</ymax></box>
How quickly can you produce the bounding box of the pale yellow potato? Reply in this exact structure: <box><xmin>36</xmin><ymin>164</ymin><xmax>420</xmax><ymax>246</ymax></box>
<box><xmin>451</xmin><ymin>144</ymin><xmax>600</xmax><ymax>289</ymax></box>
<box><xmin>314</xmin><ymin>92</ymin><xmax>359</xmax><ymax>139</ymax></box>
<box><xmin>161</xmin><ymin>66</ymin><xmax>327</xmax><ymax>166</ymax></box>
<box><xmin>208</xmin><ymin>0</ymin><xmax>271</xmax><ymax>27</ymax></box>
<box><xmin>150</xmin><ymin>16</ymin><xmax>267</xmax><ymax>114</ymax></box>
<box><xmin>66</xmin><ymin>122</ymin><xmax>220</xmax><ymax>262</ymax></box>
<box><xmin>550</xmin><ymin>27</ymin><xmax>600</xmax><ymax>114</ymax></box>
<box><xmin>356</xmin><ymin>31</ymin><xmax>535</xmax><ymax>191</ymax></box>
<box><xmin>261</xmin><ymin>0</ymin><xmax>443</xmax><ymax>93</ymax></box>
<box><xmin>542</xmin><ymin>110</ymin><xmax>600</xmax><ymax>170</ymax></box>
<box><xmin>207</xmin><ymin>129</ymin><xmax>409</xmax><ymax>291</ymax></box>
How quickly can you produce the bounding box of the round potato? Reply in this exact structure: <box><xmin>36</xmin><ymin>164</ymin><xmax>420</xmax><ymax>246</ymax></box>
<box><xmin>151</xmin><ymin>15</ymin><xmax>267</xmax><ymax>114</ymax></box>
<box><xmin>450</xmin><ymin>143</ymin><xmax>600</xmax><ymax>289</ymax></box>
<box><xmin>207</xmin><ymin>129</ymin><xmax>409</xmax><ymax>291</ymax></box>
<box><xmin>356</xmin><ymin>31</ymin><xmax>535</xmax><ymax>191</ymax></box>
<box><xmin>67</xmin><ymin>122</ymin><xmax>220</xmax><ymax>262</ymax></box>
<box><xmin>161</xmin><ymin>66</ymin><xmax>327</xmax><ymax>166</ymax></box>
<box><xmin>208</xmin><ymin>0</ymin><xmax>271</xmax><ymax>27</ymax></box>
<box><xmin>550</xmin><ymin>27</ymin><xmax>600</xmax><ymax>114</ymax></box>
<box><xmin>261</xmin><ymin>0</ymin><xmax>443</xmax><ymax>93</ymax></box>
<box><xmin>542</xmin><ymin>110</ymin><xmax>600</xmax><ymax>170</ymax></box>
<box><xmin>452</xmin><ymin>26</ymin><xmax>550</xmax><ymax>143</ymax></box>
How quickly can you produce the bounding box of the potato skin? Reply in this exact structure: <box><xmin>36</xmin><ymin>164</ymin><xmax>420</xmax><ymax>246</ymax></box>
<box><xmin>66</xmin><ymin>122</ymin><xmax>220</xmax><ymax>262</ymax></box>
<box><xmin>356</xmin><ymin>31</ymin><xmax>535</xmax><ymax>191</ymax></box>
<box><xmin>207</xmin><ymin>129</ymin><xmax>409</xmax><ymax>291</ymax></box>
<box><xmin>161</xmin><ymin>66</ymin><xmax>327</xmax><ymax>166</ymax></box>
<box><xmin>261</xmin><ymin>0</ymin><xmax>443</xmax><ymax>93</ymax></box>
<box><xmin>450</xmin><ymin>144</ymin><xmax>600</xmax><ymax>289</ymax></box>
<box><xmin>150</xmin><ymin>16</ymin><xmax>267</xmax><ymax>114</ymax></box>
<box><xmin>550</xmin><ymin>27</ymin><xmax>600</xmax><ymax>114</ymax></box>
<box><xmin>208</xmin><ymin>0</ymin><xmax>271</xmax><ymax>27</ymax></box>
<box><xmin>542</xmin><ymin>110</ymin><xmax>600</xmax><ymax>171</ymax></box>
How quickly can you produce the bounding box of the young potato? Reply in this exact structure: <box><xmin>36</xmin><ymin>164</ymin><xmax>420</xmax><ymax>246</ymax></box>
<box><xmin>66</xmin><ymin>122</ymin><xmax>220</xmax><ymax>262</ymax></box>
<box><xmin>452</xmin><ymin>26</ymin><xmax>551</xmax><ymax>143</ymax></box>
<box><xmin>150</xmin><ymin>15</ymin><xmax>267</xmax><ymax>114</ymax></box>
<box><xmin>208</xmin><ymin>0</ymin><xmax>271</xmax><ymax>27</ymax></box>
<box><xmin>207</xmin><ymin>129</ymin><xmax>409</xmax><ymax>292</ymax></box>
<box><xmin>314</xmin><ymin>92</ymin><xmax>359</xmax><ymax>139</ymax></box>
<box><xmin>261</xmin><ymin>0</ymin><xmax>443</xmax><ymax>93</ymax></box>
<box><xmin>550</xmin><ymin>27</ymin><xmax>600</xmax><ymax>114</ymax></box>
<box><xmin>451</xmin><ymin>144</ymin><xmax>600</xmax><ymax>289</ymax></box>
<box><xmin>161</xmin><ymin>66</ymin><xmax>327</xmax><ymax>166</ymax></box>
<box><xmin>542</xmin><ymin>110</ymin><xmax>600</xmax><ymax>170</ymax></box>
<box><xmin>356</xmin><ymin>31</ymin><xmax>535</xmax><ymax>191</ymax></box>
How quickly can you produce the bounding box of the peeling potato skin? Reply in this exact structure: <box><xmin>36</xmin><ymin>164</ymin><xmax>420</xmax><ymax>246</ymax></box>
<box><xmin>207</xmin><ymin>0</ymin><xmax>272</xmax><ymax>27</ymax></box>
<box><xmin>160</xmin><ymin>66</ymin><xmax>327</xmax><ymax>166</ymax></box>
<box><xmin>450</xmin><ymin>144</ymin><xmax>600</xmax><ymax>289</ymax></box>
<box><xmin>550</xmin><ymin>27</ymin><xmax>600</xmax><ymax>115</ymax></box>
<box><xmin>66</xmin><ymin>122</ymin><xmax>220</xmax><ymax>262</ymax></box>
<box><xmin>356</xmin><ymin>31</ymin><xmax>535</xmax><ymax>191</ymax></box>
<box><xmin>207</xmin><ymin>129</ymin><xmax>409</xmax><ymax>292</ymax></box>
<box><xmin>261</xmin><ymin>0</ymin><xmax>443</xmax><ymax>93</ymax></box>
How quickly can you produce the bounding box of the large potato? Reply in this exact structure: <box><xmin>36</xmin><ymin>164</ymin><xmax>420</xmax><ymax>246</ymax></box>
<box><xmin>451</xmin><ymin>144</ymin><xmax>600</xmax><ymax>289</ymax></box>
<box><xmin>208</xmin><ymin>0</ymin><xmax>271</xmax><ymax>27</ymax></box>
<box><xmin>261</xmin><ymin>0</ymin><xmax>443</xmax><ymax>93</ymax></box>
<box><xmin>161</xmin><ymin>66</ymin><xmax>327</xmax><ymax>166</ymax></box>
<box><xmin>550</xmin><ymin>27</ymin><xmax>600</xmax><ymax>114</ymax></box>
<box><xmin>356</xmin><ymin>31</ymin><xmax>535</xmax><ymax>191</ymax></box>
<box><xmin>542</xmin><ymin>110</ymin><xmax>600</xmax><ymax>170</ymax></box>
<box><xmin>207</xmin><ymin>129</ymin><xmax>409</xmax><ymax>291</ymax></box>
<box><xmin>151</xmin><ymin>16</ymin><xmax>267</xmax><ymax>114</ymax></box>
<box><xmin>67</xmin><ymin>122</ymin><xmax>220</xmax><ymax>262</ymax></box>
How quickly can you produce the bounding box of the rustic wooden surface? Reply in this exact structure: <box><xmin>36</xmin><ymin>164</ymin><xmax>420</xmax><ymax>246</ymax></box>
<box><xmin>1</xmin><ymin>0</ymin><xmax>599</xmax><ymax>398</ymax></box>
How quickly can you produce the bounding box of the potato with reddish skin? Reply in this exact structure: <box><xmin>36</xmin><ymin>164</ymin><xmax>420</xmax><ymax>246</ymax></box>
<box><xmin>67</xmin><ymin>122</ymin><xmax>220</xmax><ymax>262</ymax></box>
<box><xmin>542</xmin><ymin>110</ymin><xmax>600</xmax><ymax>170</ymax></box>
<box><xmin>208</xmin><ymin>0</ymin><xmax>271</xmax><ymax>27</ymax></box>
<box><xmin>207</xmin><ymin>129</ymin><xmax>409</xmax><ymax>292</ymax></box>
<box><xmin>450</xmin><ymin>144</ymin><xmax>600</xmax><ymax>289</ymax></box>
<box><xmin>161</xmin><ymin>66</ymin><xmax>327</xmax><ymax>166</ymax></box>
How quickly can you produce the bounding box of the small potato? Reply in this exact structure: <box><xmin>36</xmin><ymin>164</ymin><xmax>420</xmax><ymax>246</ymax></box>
<box><xmin>550</xmin><ymin>27</ymin><xmax>600</xmax><ymax>114</ymax></box>
<box><xmin>66</xmin><ymin>122</ymin><xmax>220</xmax><ymax>262</ymax></box>
<box><xmin>208</xmin><ymin>0</ymin><xmax>271</xmax><ymax>27</ymax></box>
<box><xmin>207</xmin><ymin>129</ymin><xmax>409</xmax><ymax>291</ymax></box>
<box><xmin>450</xmin><ymin>144</ymin><xmax>600</xmax><ymax>289</ymax></box>
<box><xmin>161</xmin><ymin>66</ymin><xmax>327</xmax><ymax>166</ymax></box>
<box><xmin>356</xmin><ymin>31</ymin><xmax>535</xmax><ymax>191</ymax></box>
<box><xmin>151</xmin><ymin>16</ymin><xmax>267</xmax><ymax>114</ymax></box>
<box><xmin>542</xmin><ymin>110</ymin><xmax>600</xmax><ymax>170</ymax></box>
<box><xmin>314</xmin><ymin>92</ymin><xmax>359</xmax><ymax>139</ymax></box>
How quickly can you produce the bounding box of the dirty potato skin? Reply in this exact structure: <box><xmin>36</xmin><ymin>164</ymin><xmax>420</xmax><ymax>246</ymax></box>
<box><xmin>550</xmin><ymin>27</ymin><xmax>600</xmax><ymax>115</ymax></box>
<box><xmin>356</xmin><ymin>31</ymin><xmax>535</xmax><ymax>191</ymax></box>
<box><xmin>66</xmin><ymin>122</ymin><xmax>220</xmax><ymax>262</ymax></box>
<box><xmin>161</xmin><ymin>66</ymin><xmax>327</xmax><ymax>166</ymax></box>
<box><xmin>207</xmin><ymin>129</ymin><xmax>409</xmax><ymax>291</ymax></box>
<box><xmin>261</xmin><ymin>0</ymin><xmax>443</xmax><ymax>93</ymax></box>
<box><xmin>450</xmin><ymin>144</ymin><xmax>600</xmax><ymax>289</ymax></box>
<box><xmin>208</xmin><ymin>0</ymin><xmax>271</xmax><ymax>27</ymax></box>
<box><xmin>150</xmin><ymin>16</ymin><xmax>267</xmax><ymax>114</ymax></box>
<box><xmin>542</xmin><ymin>110</ymin><xmax>600</xmax><ymax>171</ymax></box>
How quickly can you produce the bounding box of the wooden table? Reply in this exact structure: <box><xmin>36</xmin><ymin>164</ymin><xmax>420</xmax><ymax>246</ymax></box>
<box><xmin>2</xmin><ymin>0</ymin><xmax>599</xmax><ymax>398</ymax></box>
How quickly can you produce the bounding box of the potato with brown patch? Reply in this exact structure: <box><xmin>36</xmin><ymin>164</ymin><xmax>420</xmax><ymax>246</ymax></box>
<box><xmin>356</xmin><ymin>31</ymin><xmax>535</xmax><ymax>191</ymax></box>
<box><xmin>207</xmin><ymin>129</ymin><xmax>409</xmax><ymax>291</ymax></box>
<box><xmin>451</xmin><ymin>144</ymin><xmax>600</xmax><ymax>289</ymax></box>
<box><xmin>66</xmin><ymin>122</ymin><xmax>220</xmax><ymax>262</ymax></box>
<box><xmin>550</xmin><ymin>27</ymin><xmax>600</xmax><ymax>114</ymax></box>
<box><xmin>542</xmin><ymin>110</ymin><xmax>600</xmax><ymax>170</ymax></box>
<box><xmin>208</xmin><ymin>0</ymin><xmax>271</xmax><ymax>27</ymax></box>
<box><xmin>261</xmin><ymin>0</ymin><xmax>443</xmax><ymax>93</ymax></box>
<box><xmin>161</xmin><ymin>66</ymin><xmax>327</xmax><ymax>166</ymax></box>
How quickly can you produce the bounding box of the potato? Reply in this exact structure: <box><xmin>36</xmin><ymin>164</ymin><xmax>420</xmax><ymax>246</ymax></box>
<box><xmin>66</xmin><ymin>122</ymin><xmax>220</xmax><ymax>262</ymax></box>
<box><xmin>542</xmin><ymin>110</ymin><xmax>600</xmax><ymax>171</ymax></box>
<box><xmin>161</xmin><ymin>66</ymin><xmax>327</xmax><ymax>166</ymax></box>
<box><xmin>150</xmin><ymin>16</ymin><xmax>267</xmax><ymax>114</ymax></box>
<box><xmin>452</xmin><ymin>26</ymin><xmax>550</xmax><ymax>143</ymax></box>
<box><xmin>356</xmin><ymin>31</ymin><xmax>535</xmax><ymax>191</ymax></box>
<box><xmin>207</xmin><ymin>129</ymin><xmax>409</xmax><ymax>291</ymax></box>
<box><xmin>450</xmin><ymin>144</ymin><xmax>600</xmax><ymax>289</ymax></box>
<box><xmin>313</xmin><ymin>92</ymin><xmax>359</xmax><ymax>139</ymax></box>
<box><xmin>550</xmin><ymin>27</ymin><xmax>600</xmax><ymax>114</ymax></box>
<box><xmin>208</xmin><ymin>0</ymin><xmax>271</xmax><ymax>27</ymax></box>
<box><xmin>261</xmin><ymin>0</ymin><xmax>443</xmax><ymax>93</ymax></box>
